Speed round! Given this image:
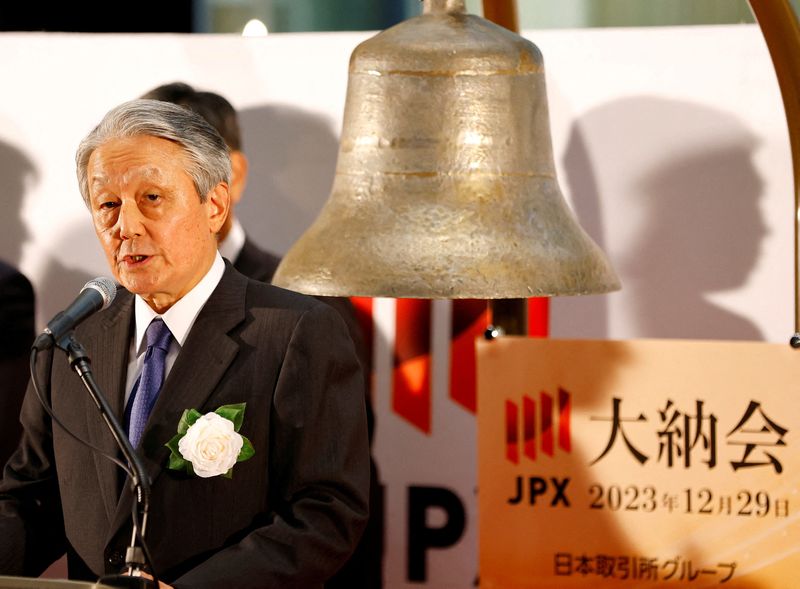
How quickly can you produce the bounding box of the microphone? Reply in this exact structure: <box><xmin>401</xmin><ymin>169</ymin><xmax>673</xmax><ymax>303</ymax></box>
<box><xmin>34</xmin><ymin>277</ymin><xmax>117</xmax><ymax>350</ymax></box>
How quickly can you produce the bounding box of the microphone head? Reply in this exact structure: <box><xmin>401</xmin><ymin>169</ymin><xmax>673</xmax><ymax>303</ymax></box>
<box><xmin>81</xmin><ymin>277</ymin><xmax>117</xmax><ymax>310</ymax></box>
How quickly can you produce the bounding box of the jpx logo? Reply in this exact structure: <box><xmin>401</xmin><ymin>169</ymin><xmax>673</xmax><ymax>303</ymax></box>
<box><xmin>505</xmin><ymin>388</ymin><xmax>572</xmax><ymax>464</ymax></box>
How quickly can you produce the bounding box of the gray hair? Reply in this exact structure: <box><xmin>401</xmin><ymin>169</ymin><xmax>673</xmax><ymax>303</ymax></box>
<box><xmin>76</xmin><ymin>99</ymin><xmax>232</xmax><ymax>206</ymax></box>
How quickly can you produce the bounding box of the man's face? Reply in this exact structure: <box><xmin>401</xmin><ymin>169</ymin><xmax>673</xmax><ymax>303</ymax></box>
<box><xmin>87</xmin><ymin>135</ymin><xmax>229</xmax><ymax>312</ymax></box>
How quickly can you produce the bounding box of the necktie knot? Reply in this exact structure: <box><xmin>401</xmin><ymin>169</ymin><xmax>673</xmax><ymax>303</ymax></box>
<box><xmin>146</xmin><ymin>318</ymin><xmax>173</xmax><ymax>353</ymax></box>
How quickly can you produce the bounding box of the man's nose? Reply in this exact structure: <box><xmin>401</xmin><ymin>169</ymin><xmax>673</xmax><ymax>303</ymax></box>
<box><xmin>118</xmin><ymin>200</ymin><xmax>145</xmax><ymax>239</ymax></box>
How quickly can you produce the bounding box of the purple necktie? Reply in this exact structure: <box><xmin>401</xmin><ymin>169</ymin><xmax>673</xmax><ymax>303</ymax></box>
<box><xmin>127</xmin><ymin>318</ymin><xmax>173</xmax><ymax>448</ymax></box>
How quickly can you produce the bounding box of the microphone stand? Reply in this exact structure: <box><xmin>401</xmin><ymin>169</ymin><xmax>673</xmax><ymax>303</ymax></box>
<box><xmin>56</xmin><ymin>335</ymin><xmax>157</xmax><ymax>589</ymax></box>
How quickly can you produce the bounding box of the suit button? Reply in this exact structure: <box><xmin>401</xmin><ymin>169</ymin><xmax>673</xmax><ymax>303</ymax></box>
<box><xmin>107</xmin><ymin>550</ymin><xmax>124</xmax><ymax>567</ymax></box>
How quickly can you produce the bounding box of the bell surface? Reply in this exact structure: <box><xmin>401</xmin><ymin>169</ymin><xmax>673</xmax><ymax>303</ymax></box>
<box><xmin>273</xmin><ymin>0</ymin><xmax>621</xmax><ymax>299</ymax></box>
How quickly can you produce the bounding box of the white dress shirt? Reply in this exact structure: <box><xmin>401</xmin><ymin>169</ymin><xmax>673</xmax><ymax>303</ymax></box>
<box><xmin>124</xmin><ymin>252</ymin><xmax>226</xmax><ymax>406</ymax></box>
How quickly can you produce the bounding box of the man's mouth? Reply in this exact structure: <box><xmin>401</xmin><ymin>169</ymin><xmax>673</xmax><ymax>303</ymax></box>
<box><xmin>123</xmin><ymin>254</ymin><xmax>150</xmax><ymax>265</ymax></box>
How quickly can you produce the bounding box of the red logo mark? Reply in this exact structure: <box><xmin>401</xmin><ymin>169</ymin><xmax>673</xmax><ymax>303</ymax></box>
<box><xmin>506</xmin><ymin>388</ymin><xmax>572</xmax><ymax>464</ymax></box>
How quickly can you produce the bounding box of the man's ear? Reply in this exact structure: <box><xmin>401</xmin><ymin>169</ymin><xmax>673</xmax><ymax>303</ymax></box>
<box><xmin>206</xmin><ymin>182</ymin><xmax>231</xmax><ymax>235</ymax></box>
<box><xmin>229</xmin><ymin>150</ymin><xmax>249</xmax><ymax>206</ymax></box>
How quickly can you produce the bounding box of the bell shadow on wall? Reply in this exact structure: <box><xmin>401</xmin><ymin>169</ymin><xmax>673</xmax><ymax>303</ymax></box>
<box><xmin>236</xmin><ymin>104</ymin><xmax>340</xmax><ymax>256</ymax></box>
<box><xmin>553</xmin><ymin>96</ymin><xmax>765</xmax><ymax>341</ymax></box>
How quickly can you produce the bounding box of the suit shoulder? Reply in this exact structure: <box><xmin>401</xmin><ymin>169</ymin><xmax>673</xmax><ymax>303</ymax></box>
<box><xmin>244</xmin><ymin>278</ymin><xmax>329</xmax><ymax>315</ymax></box>
<box><xmin>240</xmin><ymin>279</ymin><xmax>350</xmax><ymax>349</ymax></box>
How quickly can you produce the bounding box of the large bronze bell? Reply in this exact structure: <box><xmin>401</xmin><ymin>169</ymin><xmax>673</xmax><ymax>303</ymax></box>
<box><xmin>273</xmin><ymin>0</ymin><xmax>620</xmax><ymax>298</ymax></box>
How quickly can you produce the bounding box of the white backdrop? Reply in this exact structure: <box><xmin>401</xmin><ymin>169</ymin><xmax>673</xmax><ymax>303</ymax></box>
<box><xmin>0</xmin><ymin>24</ymin><xmax>792</xmax><ymax>588</ymax></box>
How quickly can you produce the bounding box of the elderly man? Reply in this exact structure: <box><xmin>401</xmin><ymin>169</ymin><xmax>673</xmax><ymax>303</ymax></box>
<box><xmin>0</xmin><ymin>100</ymin><xmax>369</xmax><ymax>588</ymax></box>
<box><xmin>140</xmin><ymin>82</ymin><xmax>383</xmax><ymax>588</ymax></box>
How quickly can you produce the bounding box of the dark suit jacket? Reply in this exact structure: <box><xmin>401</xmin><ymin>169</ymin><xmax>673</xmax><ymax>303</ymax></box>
<box><xmin>233</xmin><ymin>238</ymin><xmax>371</xmax><ymax>421</ymax></box>
<box><xmin>0</xmin><ymin>261</ymin><xmax>35</xmax><ymax>468</ymax></box>
<box><xmin>232</xmin><ymin>238</ymin><xmax>383</xmax><ymax>588</ymax></box>
<box><xmin>0</xmin><ymin>263</ymin><xmax>369</xmax><ymax>588</ymax></box>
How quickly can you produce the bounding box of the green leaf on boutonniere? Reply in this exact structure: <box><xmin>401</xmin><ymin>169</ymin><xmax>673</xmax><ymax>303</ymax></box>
<box><xmin>223</xmin><ymin>468</ymin><xmax>233</xmax><ymax>479</ymax></box>
<box><xmin>166</xmin><ymin>433</ymin><xmax>189</xmax><ymax>472</ymax></box>
<box><xmin>168</xmin><ymin>451</ymin><xmax>188</xmax><ymax>472</ymax></box>
<box><xmin>238</xmin><ymin>435</ymin><xmax>255</xmax><ymax>463</ymax></box>
<box><xmin>214</xmin><ymin>403</ymin><xmax>246</xmax><ymax>432</ymax></box>
<box><xmin>166</xmin><ymin>433</ymin><xmax>181</xmax><ymax>455</ymax></box>
<box><xmin>177</xmin><ymin>408</ymin><xmax>203</xmax><ymax>435</ymax></box>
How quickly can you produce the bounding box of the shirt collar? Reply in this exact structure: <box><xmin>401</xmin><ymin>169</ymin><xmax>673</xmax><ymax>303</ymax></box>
<box><xmin>133</xmin><ymin>251</ymin><xmax>226</xmax><ymax>356</ymax></box>
<box><xmin>218</xmin><ymin>216</ymin><xmax>246</xmax><ymax>264</ymax></box>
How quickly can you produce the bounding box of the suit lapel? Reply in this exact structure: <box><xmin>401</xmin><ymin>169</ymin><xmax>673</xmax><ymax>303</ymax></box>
<box><xmin>83</xmin><ymin>291</ymin><xmax>134</xmax><ymax>525</ymax></box>
<box><xmin>105</xmin><ymin>265</ymin><xmax>247</xmax><ymax>545</ymax></box>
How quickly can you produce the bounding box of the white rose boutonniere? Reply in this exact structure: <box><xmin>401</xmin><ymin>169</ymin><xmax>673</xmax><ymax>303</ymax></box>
<box><xmin>166</xmin><ymin>403</ymin><xmax>255</xmax><ymax>478</ymax></box>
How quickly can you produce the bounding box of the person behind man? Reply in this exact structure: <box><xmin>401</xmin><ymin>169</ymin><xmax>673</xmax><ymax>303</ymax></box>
<box><xmin>141</xmin><ymin>82</ymin><xmax>383</xmax><ymax>588</ymax></box>
<box><xmin>0</xmin><ymin>260</ymin><xmax>35</xmax><ymax>467</ymax></box>
<box><xmin>0</xmin><ymin>99</ymin><xmax>369</xmax><ymax>588</ymax></box>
